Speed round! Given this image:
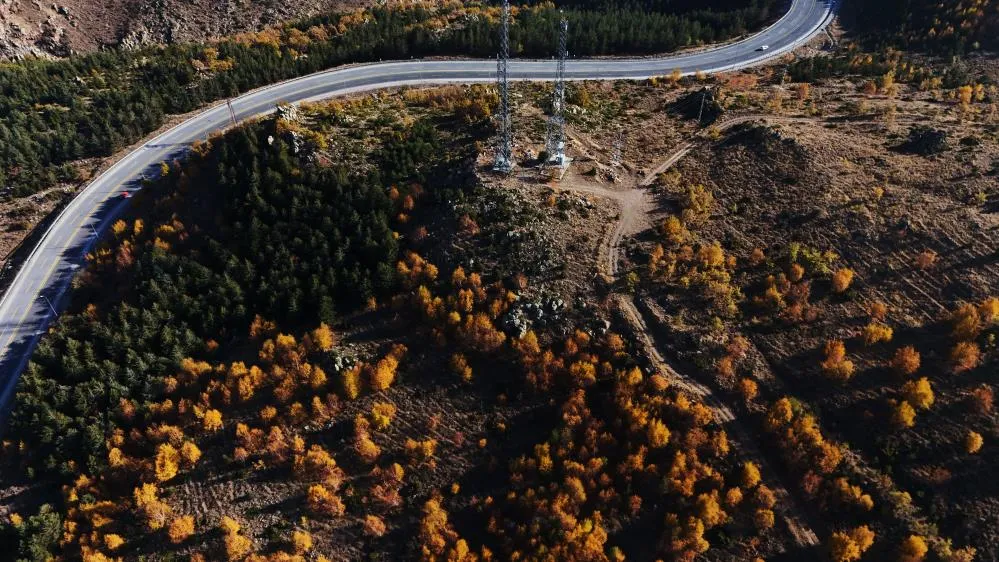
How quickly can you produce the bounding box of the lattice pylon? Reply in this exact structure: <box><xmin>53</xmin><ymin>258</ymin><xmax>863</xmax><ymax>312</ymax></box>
<box><xmin>544</xmin><ymin>13</ymin><xmax>569</xmax><ymax>170</ymax></box>
<box><xmin>493</xmin><ymin>0</ymin><xmax>513</xmax><ymax>173</ymax></box>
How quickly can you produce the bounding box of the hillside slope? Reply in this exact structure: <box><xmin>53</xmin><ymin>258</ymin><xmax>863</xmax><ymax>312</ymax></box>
<box><xmin>0</xmin><ymin>0</ymin><xmax>367</xmax><ymax>60</ymax></box>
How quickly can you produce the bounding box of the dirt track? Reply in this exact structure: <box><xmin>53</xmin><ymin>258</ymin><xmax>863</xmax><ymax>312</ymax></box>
<box><xmin>558</xmin><ymin>119</ymin><xmax>823</xmax><ymax>550</ymax></box>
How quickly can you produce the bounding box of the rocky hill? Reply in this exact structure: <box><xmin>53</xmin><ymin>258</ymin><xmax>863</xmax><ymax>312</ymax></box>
<box><xmin>0</xmin><ymin>0</ymin><xmax>367</xmax><ymax>60</ymax></box>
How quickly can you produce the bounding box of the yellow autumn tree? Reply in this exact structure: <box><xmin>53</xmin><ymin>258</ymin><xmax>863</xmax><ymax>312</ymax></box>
<box><xmin>829</xmin><ymin>526</ymin><xmax>875</xmax><ymax>562</ymax></box>
<box><xmin>370</xmin><ymin>402</ymin><xmax>397</xmax><ymax>431</ymax></box>
<box><xmin>310</xmin><ymin>323</ymin><xmax>337</xmax><ymax>352</ymax></box>
<box><xmin>450</xmin><ymin>353</ymin><xmax>473</xmax><ymax>382</ymax></box>
<box><xmin>831</xmin><ymin>268</ymin><xmax>854</xmax><ymax>293</ymax></box>
<box><xmin>342</xmin><ymin>365</ymin><xmax>363</xmax><ymax>399</ymax></box>
<box><xmin>862</xmin><ymin>322</ymin><xmax>894</xmax><ymax>345</ymax></box>
<box><xmin>363</xmin><ymin>515</ymin><xmax>387</xmax><ymax>537</ymax></box>
<box><xmin>291</xmin><ymin>530</ymin><xmax>312</xmax><ymax>554</ymax></box>
<box><xmin>647</xmin><ymin>419</ymin><xmax>671</xmax><ymax>448</ymax></box>
<box><xmin>891</xmin><ymin>346</ymin><xmax>921</xmax><ymax>376</ymax></box>
<box><xmin>902</xmin><ymin>378</ymin><xmax>934</xmax><ymax>410</ymax></box>
<box><xmin>821</xmin><ymin>340</ymin><xmax>855</xmax><ymax>382</ymax></box>
<box><xmin>203</xmin><ymin>409</ymin><xmax>224</xmax><ymax>432</ymax></box>
<box><xmin>133</xmin><ymin>483</ymin><xmax>172</xmax><ymax>531</ymax></box>
<box><xmin>951</xmin><ymin>342</ymin><xmax>981</xmax><ymax>373</ymax></box>
<box><xmin>220</xmin><ymin>517</ymin><xmax>253</xmax><ymax>561</ymax></box>
<box><xmin>742</xmin><ymin>462</ymin><xmax>762</xmax><ymax>488</ymax></box>
<box><xmin>167</xmin><ymin>515</ymin><xmax>195</xmax><ymax>544</ymax></box>
<box><xmin>103</xmin><ymin>534</ymin><xmax>125</xmax><ymax>551</ymax></box>
<box><xmin>180</xmin><ymin>441</ymin><xmax>202</xmax><ymax>469</ymax></box>
<box><xmin>370</xmin><ymin>354</ymin><xmax>399</xmax><ymax>391</ymax></box>
<box><xmin>892</xmin><ymin>400</ymin><xmax>916</xmax><ymax>429</ymax></box>
<box><xmin>307</xmin><ymin>484</ymin><xmax>346</xmax><ymax>517</ymax></box>
<box><xmin>966</xmin><ymin>430</ymin><xmax>983</xmax><ymax>454</ymax></box>
<box><xmin>154</xmin><ymin>443</ymin><xmax>180</xmax><ymax>482</ymax></box>
<box><xmin>898</xmin><ymin>535</ymin><xmax>928</xmax><ymax>562</ymax></box>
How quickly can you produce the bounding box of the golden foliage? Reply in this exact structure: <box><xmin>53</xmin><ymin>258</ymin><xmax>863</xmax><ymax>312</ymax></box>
<box><xmin>951</xmin><ymin>303</ymin><xmax>982</xmax><ymax>341</ymax></box>
<box><xmin>965</xmin><ymin>430</ymin><xmax>984</xmax><ymax>454</ymax></box>
<box><xmin>220</xmin><ymin>516</ymin><xmax>253</xmax><ymax>561</ymax></box>
<box><xmin>370</xmin><ymin>402</ymin><xmax>397</xmax><ymax>430</ymax></box>
<box><xmin>405</xmin><ymin>438</ymin><xmax>438</xmax><ymax>466</ymax></box>
<box><xmin>892</xmin><ymin>400</ymin><xmax>916</xmax><ymax>429</ymax></box>
<box><xmin>355</xmin><ymin>434</ymin><xmax>381</xmax><ymax>464</ymax></box>
<box><xmin>902</xmin><ymin>378</ymin><xmax>934</xmax><ymax>410</ymax></box>
<box><xmin>831</xmin><ymin>268</ymin><xmax>854</xmax><ymax>293</ymax></box>
<box><xmin>829</xmin><ymin>526</ymin><xmax>876</xmax><ymax>562</ymax></box>
<box><xmin>450</xmin><ymin>353</ymin><xmax>472</xmax><ymax>382</ymax></box>
<box><xmin>647</xmin><ymin>419</ymin><xmax>671</xmax><ymax>448</ymax></box>
<box><xmin>180</xmin><ymin>441</ymin><xmax>202</xmax><ymax>469</ymax></box>
<box><xmin>821</xmin><ymin>340</ymin><xmax>855</xmax><ymax>382</ymax></box>
<box><xmin>950</xmin><ymin>342</ymin><xmax>981</xmax><ymax>373</ymax></box>
<box><xmin>292</xmin><ymin>445</ymin><xmax>344</xmax><ymax>487</ymax></box>
<box><xmin>899</xmin><ymin>535</ymin><xmax>929</xmax><ymax>562</ymax></box>
<box><xmin>363</xmin><ymin>515</ymin><xmax>387</xmax><ymax>537</ymax></box>
<box><xmin>310</xmin><ymin>323</ymin><xmax>336</xmax><ymax>352</ymax></box>
<box><xmin>154</xmin><ymin>443</ymin><xmax>180</xmax><ymax>482</ymax></box>
<box><xmin>370</xmin><ymin>353</ymin><xmax>400</xmax><ymax>392</ymax></box>
<box><xmin>753</xmin><ymin>508</ymin><xmax>775</xmax><ymax>530</ymax></box>
<box><xmin>167</xmin><ymin>515</ymin><xmax>195</xmax><ymax>544</ymax></box>
<box><xmin>203</xmin><ymin>409</ymin><xmax>224</xmax><ymax>432</ymax></box>
<box><xmin>696</xmin><ymin>491</ymin><xmax>727</xmax><ymax>528</ymax></box>
<box><xmin>741</xmin><ymin>462</ymin><xmax>761</xmax><ymax>488</ymax></box>
<box><xmin>862</xmin><ymin>322</ymin><xmax>894</xmax><ymax>345</ymax></box>
<box><xmin>342</xmin><ymin>365</ymin><xmax>363</xmax><ymax>399</ymax></box>
<box><xmin>291</xmin><ymin>529</ymin><xmax>312</xmax><ymax>554</ymax></box>
<box><xmin>103</xmin><ymin>534</ymin><xmax>125</xmax><ymax>550</ymax></box>
<box><xmin>891</xmin><ymin>346</ymin><xmax>921</xmax><ymax>376</ymax></box>
<box><xmin>980</xmin><ymin>297</ymin><xmax>999</xmax><ymax>324</ymax></box>
<box><xmin>307</xmin><ymin>484</ymin><xmax>346</xmax><ymax>517</ymax></box>
<box><xmin>739</xmin><ymin>378</ymin><xmax>758</xmax><ymax>402</ymax></box>
<box><xmin>133</xmin><ymin>483</ymin><xmax>171</xmax><ymax>531</ymax></box>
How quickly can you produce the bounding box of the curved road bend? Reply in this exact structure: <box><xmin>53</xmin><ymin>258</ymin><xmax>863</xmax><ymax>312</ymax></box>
<box><xmin>0</xmin><ymin>0</ymin><xmax>835</xmax><ymax>408</ymax></box>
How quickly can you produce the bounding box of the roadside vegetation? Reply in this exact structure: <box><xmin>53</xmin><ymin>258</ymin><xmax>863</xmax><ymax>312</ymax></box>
<box><xmin>0</xmin><ymin>0</ymin><xmax>780</xmax><ymax>200</ymax></box>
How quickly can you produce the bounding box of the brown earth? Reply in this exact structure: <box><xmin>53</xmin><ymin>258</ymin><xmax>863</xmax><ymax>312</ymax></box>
<box><xmin>0</xmin><ymin>0</ymin><xmax>369</xmax><ymax>60</ymax></box>
<box><xmin>594</xmin><ymin>72</ymin><xmax>999</xmax><ymax>557</ymax></box>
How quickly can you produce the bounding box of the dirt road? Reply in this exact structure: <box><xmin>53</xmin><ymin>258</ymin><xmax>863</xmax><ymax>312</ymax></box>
<box><xmin>558</xmin><ymin>119</ymin><xmax>822</xmax><ymax>550</ymax></box>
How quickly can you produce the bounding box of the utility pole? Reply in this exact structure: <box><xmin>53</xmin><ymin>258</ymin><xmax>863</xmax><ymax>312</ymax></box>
<box><xmin>226</xmin><ymin>99</ymin><xmax>238</xmax><ymax>127</ymax></box>
<box><xmin>544</xmin><ymin>13</ymin><xmax>569</xmax><ymax>171</ymax></box>
<box><xmin>40</xmin><ymin>295</ymin><xmax>57</xmax><ymax>316</ymax></box>
<box><xmin>493</xmin><ymin>0</ymin><xmax>513</xmax><ymax>173</ymax></box>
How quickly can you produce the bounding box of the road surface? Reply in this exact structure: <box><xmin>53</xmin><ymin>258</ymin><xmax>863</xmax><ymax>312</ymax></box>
<box><xmin>0</xmin><ymin>0</ymin><xmax>835</xmax><ymax>410</ymax></box>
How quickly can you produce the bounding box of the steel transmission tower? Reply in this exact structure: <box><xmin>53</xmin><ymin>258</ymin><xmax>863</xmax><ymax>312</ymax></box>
<box><xmin>493</xmin><ymin>0</ymin><xmax>513</xmax><ymax>173</ymax></box>
<box><xmin>545</xmin><ymin>13</ymin><xmax>569</xmax><ymax>170</ymax></box>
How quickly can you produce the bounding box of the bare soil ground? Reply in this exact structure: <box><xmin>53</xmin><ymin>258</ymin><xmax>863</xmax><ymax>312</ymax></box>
<box><xmin>600</xmin><ymin>71</ymin><xmax>999</xmax><ymax>557</ymax></box>
<box><xmin>0</xmin><ymin>0</ymin><xmax>369</xmax><ymax>60</ymax></box>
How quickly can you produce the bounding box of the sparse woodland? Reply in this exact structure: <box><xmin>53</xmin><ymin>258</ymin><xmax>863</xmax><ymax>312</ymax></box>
<box><xmin>1</xmin><ymin>86</ymin><xmax>783</xmax><ymax>561</ymax></box>
<box><xmin>634</xmin><ymin>18</ymin><xmax>998</xmax><ymax>560</ymax></box>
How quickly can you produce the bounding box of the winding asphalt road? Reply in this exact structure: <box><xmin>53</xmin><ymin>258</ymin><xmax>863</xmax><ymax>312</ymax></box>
<box><xmin>0</xmin><ymin>0</ymin><xmax>835</xmax><ymax>409</ymax></box>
